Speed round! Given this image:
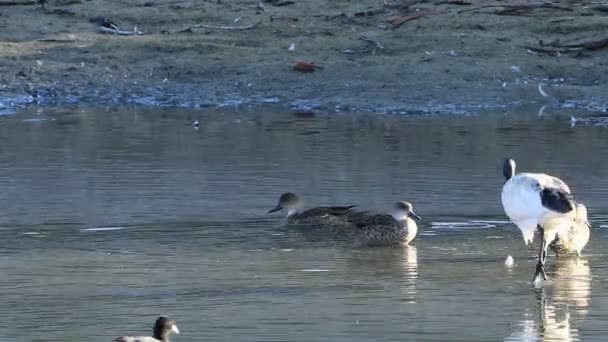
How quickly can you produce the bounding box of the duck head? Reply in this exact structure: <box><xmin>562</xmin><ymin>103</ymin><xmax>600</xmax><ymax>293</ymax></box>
<box><xmin>391</xmin><ymin>201</ymin><xmax>421</xmax><ymax>221</ymax></box>
<box><xmin>268</xmin><ymin>192</ymin><xmax>302</xmax><ymax>216</ymax></box>
<box><xmin>153</xmin><ymin>316</ymin><xmax>179</xmax><ymax>341</ymax></box>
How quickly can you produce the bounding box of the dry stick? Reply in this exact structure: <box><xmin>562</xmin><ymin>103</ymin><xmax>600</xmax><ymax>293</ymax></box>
<box><xmin>99</xmin><ymin>26</ymin><xmax>144</xmax><ymax>36</ymax></box>
<box><xmin>458</xmin><ymin>3</ymin><xmax>572</xmax><ymax>14</ymax></box>
<box><xmin>545</xmin><ymin>36</ymin><xmax>608</xmax><ymax>50</ymax></box>
<box><xmin>523</xmin><ymin>45</ymin><xmax>575</xmax><ymax>55</ymax></box>
<box><xmin>388</xmin><ymin>10</ymin><xmax>441</xmax><ymax>28</ymax></box>
<box><xmin>177</xmin><ymin>21</ymin><xmax>261</xmax><ymax>33</ymax></box>
<box><xmin>0</xmin><ymin>0</ymin><xmax>39</xmax><ymax>5</ymax></box>
<box><xmin>523</xmin><ymin>35</ymin><xmax>608</xmax><ymax>55</ymax></box>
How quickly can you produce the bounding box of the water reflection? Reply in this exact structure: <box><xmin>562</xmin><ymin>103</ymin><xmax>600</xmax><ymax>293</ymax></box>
<box><xmin>1</xmin><ymin>107</ymin><xmax>608</xmax><ymax>341</ymax></box>
<box><xmin>505</xmin><ymin>258</ymin><xmax>591</xmax><ymax>342</ymax></box>
<box><xmin>400</xmin><ymin>246</ymin><xmax>418</xmax><ymax>303</ymax></box>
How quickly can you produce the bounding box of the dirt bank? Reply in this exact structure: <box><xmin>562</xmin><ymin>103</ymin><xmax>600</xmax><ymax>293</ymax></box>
<box><xmin>1</xmin><ymin>0</ymin><xmax>608</xmax><ymax>114</ymax></box>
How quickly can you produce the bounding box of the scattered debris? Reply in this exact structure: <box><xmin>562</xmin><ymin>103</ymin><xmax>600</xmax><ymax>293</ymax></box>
<box><xmin>538</xmin><ymin>105</ymin><xmax>547</xmax><ymax>117</ymax></box>
<box><xmin>388</xmin><ymin>10</ymin><xmax>443</xmax><ymax>28</ymax></box>
<box><xmin>542</xmin><ymin>35</ymin><xmax>608</xmax><ymax>50</ymax></box>
<box><xmin>538</xmin><ymin>83</ymin><xmax>548</xmax><ymax>97</ymax></box>
<box><xmin>99</xmin><ymin>26</ymin><xmax>144</xmax><ymax>36</ymax></box>
<box><xmin>89</xmin><ymin>17</ymin><xmax>119</xmax><ymax>30</ymax></box>
<box><xmin>269</xmin><ymin>16</ymin><xmax>299</xmax><ymax>22</ymax></box>
<box><xmin>339</xmin><ymin>49</ymin><xmax>355</xmax><ymax>54</ymax></box>
<box><xmin>177</xmin><ymin>20</ymin><xmax>261</xmax><ymax>33</ymax></box>
<box><xmin>571</xmin><ymin>116</ymin><xmax>608</xmax><ymax>128</ymax></box>
<box><xmin>524</xmin><ymin>35</ymin><xmax>608</xmax><ymax>55</ymax></box>
<box><xmin>0</xmin><ymin>0</ymin><xmax>42</xmax><ymax>5</ymax></box>
<box><xmin>54</xmin><ymin>0</ymin><xmax>81</xmax><ymax>4</ymax></box>
<box><xmin>437</xmin><ymin>0</ymin><xmax>471</xmax><ymax>5</ymax></box>
<box><xmin>293</xmin><ymin>61</ymin><xmax>322</xmax><ymax>72</ymax></box>
<box><xmin>90</xmin><ymin>17</ymin><xmax>144</xmax><ymax>35</ymax></box>
<box><xmin>264</xmin><ymin>0</ymin><xmax>294</xmax><ymax>6</ymax></box>
<box><xmin>288</xmin><ymin>43</ymin><xmax>296</xmax><ymax>51</ymax></box>
<box><xmin>504</xmin><ymin>255</ymin><xmax>514</xmax><ymax>268</ymax></box>
<box><xmin>37</xmin><ymin>38</ymin><xmax>76</xmax><ymax>43</ymax></box>
<box><xmin>359</xmin><ymin>36</ymin><xmax>385</xmax><ymax>50</ymax></box>
<box><xmin>193</xmin><ymin>120</ymin><xmax>200</xmax><ymax>129</ymax></box>
<box><xmin>459</xmin><ymin>3</ymin><xmax>572</xmax><ymax>15</ymax></box>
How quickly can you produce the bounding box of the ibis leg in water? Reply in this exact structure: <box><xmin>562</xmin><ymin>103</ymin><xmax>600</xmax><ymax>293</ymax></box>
<box><xmin>534</xmin><ymin>225</ymin><xmax>549</xmax><ymax>281</ymax></box>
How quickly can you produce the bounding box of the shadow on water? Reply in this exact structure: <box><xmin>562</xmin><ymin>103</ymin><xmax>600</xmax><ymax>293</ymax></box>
<box><xmin>0</xmin><ymin>106</ymin><xmax>607</xmax><ymax>341</ymax></box>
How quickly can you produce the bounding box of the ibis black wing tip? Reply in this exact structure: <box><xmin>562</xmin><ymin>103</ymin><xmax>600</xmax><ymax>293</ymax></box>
<box><xmin>540</xmin><ymin>188</ymin><xmax>574</xmax><ymax>214</ymax></box>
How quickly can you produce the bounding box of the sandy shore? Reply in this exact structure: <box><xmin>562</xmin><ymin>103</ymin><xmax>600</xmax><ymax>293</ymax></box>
<box><xmin>1</xmin><ymin>0</ymin><xmax>608</xmax><ymax>114</ymax></box>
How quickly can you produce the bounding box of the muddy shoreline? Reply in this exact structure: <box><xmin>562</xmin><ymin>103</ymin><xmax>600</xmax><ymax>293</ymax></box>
<box><xmin>2</xmin><ymin>0</ymin><xmax>608</xmax><ymax>115</ymax></box>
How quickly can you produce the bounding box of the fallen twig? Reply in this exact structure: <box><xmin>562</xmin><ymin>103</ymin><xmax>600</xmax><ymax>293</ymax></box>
<box><xmin>264</xmin><ymin>0</ymin><xmax>294</xmax><ymax>6</ymax></box>
<box><xmin>459</xmin><ymin>3</ymin><xmax>572</xmax><ymax>14</ymax></box>
<box><xmin>99</xmin><ymin>26</ymin><xmax>144</xmax><ymax>36</ymax></box>
<box><xmin>37</xmin><ymin>38</ymin><xmax>76</xmax><ymax>43</ymax></box>
<box><xmin>524</xmin><ymin>35</ymin><xmax>608</xmax><ymax>55</ymax></box>
<box><xmin>388</xmin><ymin>10</ymin><xmax>442</xmax><ymax>28</ymax></box>
<box><xmin>436</xmin><ymin>0</ymin><xmax>471</xmax><ymax>5</ymax></box>
<box><xmin>523</xmin><ymin>45</ymin><xmax>568</xmax><ymax>55</ymax></box>
<box><xmin>0</xmin><ymin>0</ymin><xmax>39</xmax><ymax>5</ymax></box>
<box><xmin>177</xmin><ymin>21</ymin><xmax>261</xmax><ymax>33</ymax></box>
<box><xmin>542</xmin><ymin>36</ymin><xmax>608</xmax><ymax>50</ymax></box>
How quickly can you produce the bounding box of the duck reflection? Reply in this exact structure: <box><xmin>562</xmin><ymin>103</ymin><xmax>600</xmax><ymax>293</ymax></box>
<box><xmin>505</xmin><ymin>258</ymin><xmax>591</xmax><ymax>342</ymax></box>
<box><xmin>400</xmin><ymin>245</ymin><xmax>418</xmax><ymax>303</ymax></box>
<box><xmin>343</xmin><ymin>245</ymin><xmax>419</xmax><ymax>302</ymax></box>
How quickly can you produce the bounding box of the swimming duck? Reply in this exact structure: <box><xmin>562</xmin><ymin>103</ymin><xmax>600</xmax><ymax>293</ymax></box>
<box><xmin>114</xmin><ymin>316</ymin><xmax>179</xmax><ymax>342</ymax></box>
<box><xmin>550</xmin><ymin>203</ymin><xmax>590</xmax><ymax>257</ymax></box>
<box><xmin>346</xmin><ymin>201</ymin><xmax>421</xmax><ymax>246</ymax></box>
<box><xmin>501</xmin><ymin>158</ymin><xmax>576</xmax><ymax>281</ymax></box>
<box><xmin>268</xmin><ymin>192</ymin><xmax>356</xmax><ymax>226</ymax></box>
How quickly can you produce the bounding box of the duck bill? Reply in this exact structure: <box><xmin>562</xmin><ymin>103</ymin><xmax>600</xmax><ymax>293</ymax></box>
<box><xmin>171</xmin><ymin>324</ymin><xmax>180</xmax><ymax>334</ymax></box>
<box><xmin>409</xmin><ymin>211</ymin><xmax>422</xmax><ymax>220</ymax></box>
<box><xmin>268</xmin><ymin>205</ymin><xmax>283</xmax><ymax>213</ymax></box>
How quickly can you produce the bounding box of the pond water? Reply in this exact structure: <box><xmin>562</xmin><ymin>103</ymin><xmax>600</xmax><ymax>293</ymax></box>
<box><xmin>0</xmin><ymin>106</ymin><xmax>607</xmax><ymax>342</ymax></box>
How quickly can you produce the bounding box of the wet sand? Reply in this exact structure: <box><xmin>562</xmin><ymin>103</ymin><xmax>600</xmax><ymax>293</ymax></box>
<box><xmin>1</xmin><ymin>0</ymin><xmax>608</xmax><ymax>114</ymax></box>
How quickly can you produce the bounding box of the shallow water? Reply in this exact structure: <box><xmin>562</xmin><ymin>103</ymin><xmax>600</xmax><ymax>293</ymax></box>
<box><xmin>0</xmin><ymin>106</ymin><xmax>607</xmax><ymax>341</ymax></box>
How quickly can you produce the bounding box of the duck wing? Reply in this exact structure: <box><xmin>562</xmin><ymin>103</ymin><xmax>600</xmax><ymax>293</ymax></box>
<box><xmin>299</xmin><ymin>205</ymin><xmax>356</xmax><ymax>218</ymax></box>
<box><xmin>346</xmin><ymin>211</ymin><xmax>398</xmax><ymax>229</ymax></box>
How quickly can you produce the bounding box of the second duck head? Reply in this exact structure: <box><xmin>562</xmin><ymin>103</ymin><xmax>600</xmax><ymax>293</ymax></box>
<box><xmin>391</xmin><ymin>201</ymin><xmax>421</xmax><ymax>221</ymax></box>
<box><xmin>268</xmin><ymin>192</ymin><xmax>302</xmax><ymax>216</ymax></box>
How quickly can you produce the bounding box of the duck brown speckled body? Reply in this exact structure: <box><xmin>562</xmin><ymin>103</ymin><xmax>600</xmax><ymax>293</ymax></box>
<box><xmin>550</xmin><ymin>203</ymin><xmax>591</xmax><ymax>257</ymax></box>
<box><xmin>268</xmin><ymin>192</ymin><xmax>356</xmax><ymax>226</ymax></box>
<box><xmin>346</xmin><ymin>201</ymin><xmax>421</xmax><ymax>246</ymax></box>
